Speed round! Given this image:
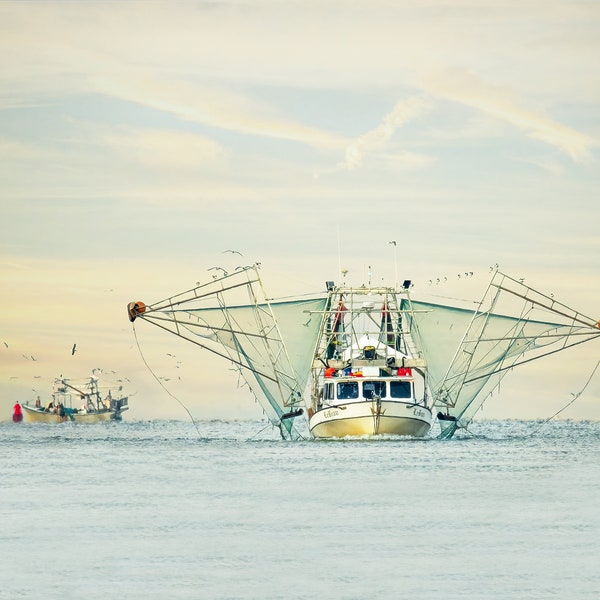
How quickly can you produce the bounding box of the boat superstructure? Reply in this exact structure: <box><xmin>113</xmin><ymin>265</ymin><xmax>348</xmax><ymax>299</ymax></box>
<box><xmin>307</xmin><ymin>282</ymin><xmax>432</xmax><ymax>438</ymax></box>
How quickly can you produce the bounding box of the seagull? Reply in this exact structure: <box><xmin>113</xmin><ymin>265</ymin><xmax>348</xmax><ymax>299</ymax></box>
<box><xmin>72</xmin><ymin>344</ymin><xmax>77</xmax><ymax>355</ymax></box>
<box><xmin>208</xmin><ymin>266</ymin><xmax>228</xmax><ymax>276</ymax></box>
<box><xmin>222</xmin><ymin>250</ymin><xmax>243</xmax><ymax>256</ymax></box>
<box><xmin>3</xmin><ymin>341</ymin><xmax>7</xmax><ymax>348</ymax></box>
<box><xmin>389</xmin><ymin>241</ymin><xmax>397</xmax><ymax>246</ymax></box>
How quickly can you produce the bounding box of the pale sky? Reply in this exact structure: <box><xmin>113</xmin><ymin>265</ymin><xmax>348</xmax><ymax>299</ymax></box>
<box><xmin>1</xmin><ymin>0</ymin><xmax>599</xmax><ymax>424</ymax></box>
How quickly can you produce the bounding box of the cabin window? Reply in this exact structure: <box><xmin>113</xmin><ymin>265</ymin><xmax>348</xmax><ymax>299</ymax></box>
<box><xmin>323</xmin><ymin>382</ymin><xmax>334</xmax><ymax>400</ymax></box>
<box><xmin>362</xmin><ymin>380</ymin><xmax>387</xmax><ymax>399</ymax></box>
<box><xmin>390</xmin><ymin>380</ymin><xmax>412</xmax><ymax>399</ymax></box>
<box><xmin>337</xmin><ymin>382</ymin><xmax>358</xmax><ymax>400</ymax></box>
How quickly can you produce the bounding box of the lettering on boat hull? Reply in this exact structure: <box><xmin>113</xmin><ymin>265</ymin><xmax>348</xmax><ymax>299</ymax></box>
<box><xmin>309</xmin><ymin>400</ymin><xmax>432</xmax><ymax>438</ymax></box>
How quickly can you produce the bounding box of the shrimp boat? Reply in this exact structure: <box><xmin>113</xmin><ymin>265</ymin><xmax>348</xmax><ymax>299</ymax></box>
<box><xmin>307</xmin><ymin>282</ymin><xmax>432</xmax><ymax>437</ymax></box>
<box><xmin>127</xmin><ymin>265</ymin><xmax>599</xmax><ymax>440</ymax></box>
<box><xmin>22</xmin><ymin>371</ymin><xmax>129</xmax><ymax>424</ymax></box>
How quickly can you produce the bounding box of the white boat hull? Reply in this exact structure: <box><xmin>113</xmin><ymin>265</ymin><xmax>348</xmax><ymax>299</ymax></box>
<box><xmin>309</xmin><ymin>400</ymin><xmax>432</xmax><ymax>438</ymax></box>
<box><xmin>22</xmin><ymin>404</ymin><xmax>118</xmax><ymax>424</ymax></box>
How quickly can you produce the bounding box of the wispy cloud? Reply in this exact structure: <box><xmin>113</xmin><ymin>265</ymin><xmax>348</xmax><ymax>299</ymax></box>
<box><xmin>99</xmin><ymin>126</ymin><xmax>230</xmax><ymax>171</ymax></box>
<box><xmin>1</xmin><ymin>2</ymin><xmax>596</xmax><ymax>164</ymax></box>
<box><xmin>0</xmin><ymin>138</ymin><xmax>47</xmax><ymax>162</ymax></box>
<box><xmin>89</xmin><ymin>71</ymin><xmax>347</xmax><ymax>150</ymax></box>
<box><xmin>421</xmin><ymin>68</ymin><xmax>596</xmax><ymax>163</ymax></box>
<box><xmin>342</xmin><ymin>96</ymin><xmax>433</xmax><ymax>170</ymax></box>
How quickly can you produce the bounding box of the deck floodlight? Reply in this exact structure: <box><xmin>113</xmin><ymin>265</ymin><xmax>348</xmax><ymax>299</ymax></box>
<box><xmin>326</xmin><ymin>281</ymin><xmax>335</xmax><ymax>291</ymax></box>
<box><xmin>402</xmin><ymin>280</ymin><xmax>412</xmax><ymax>289</ymax></box>
<box><xmin>363</xmin><ymin>345</ymin><xmax>376</xmax><ymax>360</ymax></box>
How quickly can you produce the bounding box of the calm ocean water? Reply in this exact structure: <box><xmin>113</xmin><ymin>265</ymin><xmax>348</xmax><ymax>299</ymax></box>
<box><xmin>1</xmin><ymin>418</ymin><xmax>598</xmax><ymax>599</ymax></box>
